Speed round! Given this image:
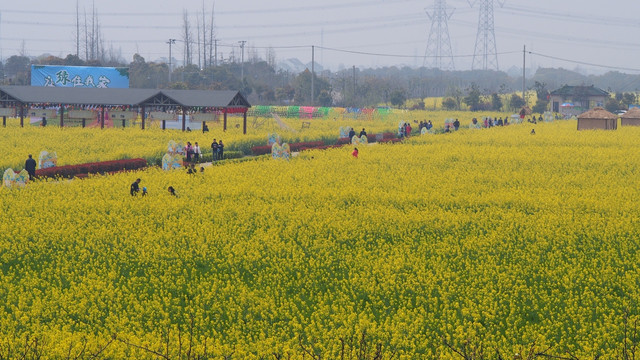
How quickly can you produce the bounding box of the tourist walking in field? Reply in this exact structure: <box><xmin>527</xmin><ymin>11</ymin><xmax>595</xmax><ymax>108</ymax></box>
<box><xmin>168</xmin><ymin>186</ymin><xmax>177</xmax><ymax>196</ymax></box>
<box><xmin>185</xmin><ymin>142</ymin><xmax>193</xmax><ymax>162</ymax></box>
<box><xmin>359</xmin><ymin>128</ymin><xmax>367</xmax><ymax>137</ymax></box>
<box><xmin>406</xmin><ymin>123</ymin><xmax>412</xmax><ymax>137</ymax></box>
<box><xmin>193</xmin><ymin>142</ymin><xmax>201</xmax><ymax>162</ymax></box>
<box><xmin>348</xmin><ymin>127</ymin><xmax>356</xmax><ymax>139</ymax></box>
<box><xmin>211</xmin><ymin>139</ymin><xmax>218</xmax><ymax>160</ymax></box>
<box><xmin>453</xmin><ymin>119</ymin><xmax>460</xmax><ymax>131</ymax></box>
<box><xmin>352</xmin><ymin>147</ymin><xmax>359</xmax><ymax>158</ymax></box>
<box><xmin>25</xmin><ymin>154</ymin><xmax>36</xmax><ymax>180</ymax></box>
<box><xmin>130</xmin><ymin>178</ymin><xmax>141</xmax><ymax>196</ymax></box>
<box><xmin>217</xmin><ymin>140</ymin><xmax>224</xmax><ymax>160</ymax></box>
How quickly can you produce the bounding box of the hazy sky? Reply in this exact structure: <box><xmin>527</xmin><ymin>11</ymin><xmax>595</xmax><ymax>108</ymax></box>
<box><xmin>2</xmin><ymin>0</ymin><xmax>640</xmax><ymax>74</ymax></box>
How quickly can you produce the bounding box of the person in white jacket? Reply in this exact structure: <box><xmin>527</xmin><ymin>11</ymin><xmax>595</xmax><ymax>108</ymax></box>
<box><xmin>193</xmin><ymin>142</ymin><xmax>202</xmax><ymax>162</ymax></box>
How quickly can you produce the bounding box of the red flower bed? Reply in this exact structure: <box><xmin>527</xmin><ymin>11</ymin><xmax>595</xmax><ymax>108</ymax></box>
<box><xmin>251</xmin><ymin>145</ymin><xmax>272</xmax><ymax>156</ymax></box>
<box><xmin>35</xmin><ymin>158</ymin><xmax>147</xmax><ymax>179</ymax></box>
<box><xmin>300</xmin><ymin>144</ymin><xmax>346</xmax><ymax>151</ymax></box>
<box><xmin>289</xmin><ymin>141</ymin><xmax>324</xmax><ymax>152</ymax></box>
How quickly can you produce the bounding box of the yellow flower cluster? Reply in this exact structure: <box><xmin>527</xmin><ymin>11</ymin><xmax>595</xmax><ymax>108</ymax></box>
<box><xmin>2</xmin><ymin>118</ymin><xmax>637</xmax><ymax>358</ymax></box>
<box><xmin>0</xmin><ymin>110</ymin><xmax>513</xmax><ymax>170</ymax></box>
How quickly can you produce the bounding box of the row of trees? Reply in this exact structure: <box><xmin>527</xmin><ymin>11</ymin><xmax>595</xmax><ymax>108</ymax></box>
<box><xmin>441</xmin><ymin>84</ymin><xmax>525</xmax><ymax>112</ymax></box>
<box><xmin>1</xmin><ymin>50</ymin><xmax>638</xmax><ymax>110</ymax></box>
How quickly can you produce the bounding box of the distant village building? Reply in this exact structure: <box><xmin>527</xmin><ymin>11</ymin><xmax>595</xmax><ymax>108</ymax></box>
<box><xmin>620</xmin><ymin>107</ymin><xmax>640</xmax><ymax>126</ymax></box>
<box><xmin>549</xmin><ymin>85</ymin><xmax>608</xmax><ymax>116</ymax></box>
<box><xmin>577</xmin><ymin>107</ymin><xmax>617</xmax><ymax>131</ymax></box>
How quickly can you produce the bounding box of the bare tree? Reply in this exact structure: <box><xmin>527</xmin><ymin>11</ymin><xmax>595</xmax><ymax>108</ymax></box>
<box><xmin>75</xmin><ymin>1</ymin><xmax>80</xmax><ymax>57</ymax></box>
<box><xmin>84</xmin><ymin>1</ymin><xmax>103</xmax><ymax>62</ymax></box>
<box><xmin>90</xmin><ymin>2</ymin><xmax>97</xmax><ymax>60</ymax></box>
<box><xmin>182</xmin><ymin>10</ymin><xmax>193</xmax><ymax>66</ymax></box>
<box><xmin>248</xmin><ymin>44</ymin><xmax>260</xmax><ymax>64</ymax></box>
<box><xmin>83</xmin><ymin>8</ymin><xmax>89</xmax><ymax>60</ymax></box>
<box><xmin>209</xmin><ymin>2</ymin><xmax>216</xmax><ymax>67</ymax></box>
<box><xmin>19</xmin><ymin>40</ymin><xmax>27</xmax><ymax>57</ymax></box>
<box><xmin>196</xmin><ymin>15</ymin><xmax>201</xmax><ymax>69</ymax></box>
<box><xmin>266</xmin><ymin>47</ymin><xmax>277</xmax><ymax>69</ymax></box>
<box><xmin>201</xmin><ymin>0</ymin><xmax>207</xmax><ymax>68</ymax></box>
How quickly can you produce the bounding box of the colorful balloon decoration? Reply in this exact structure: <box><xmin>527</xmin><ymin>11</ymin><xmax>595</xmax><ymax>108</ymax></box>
<box><xmin>271</xmin><ymin>143</ymin><xmax>291</xmax><ymax>160</ymax></box>
<box><xmin>38</xmin><ymin>151</ymin><xmax>57</xmax><ymax>169</ymax></box>
<box><xmin>267</xmin><ymin>133</ymin><xmax>281</xmax><ymax>146</ymax></box>
<box><xmin>3</xmin><ymin>169</ymin><xmax>29</xmax><ymax>188</ymax></box>
<box><xmin>163</xmin><ymin>141</ymin><xmax>185</xmax><ymax>170</ymax></box>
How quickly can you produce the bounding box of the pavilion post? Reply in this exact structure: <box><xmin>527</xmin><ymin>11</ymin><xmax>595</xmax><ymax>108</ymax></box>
<box><xmin>101</xmin><ymin>107</ymin><xmax>105</xmax><ymax>129</ymax></box>
<box><xmin>2</xmin><ymin>116</ymin><xmax>5</xmax><ymax>127</ymax></box>
<box><xmin>223</xmin><ymin>110</ymin><xmax>227</xmax><ymax>132</ymax></box>
<box><xmin>243</xmin><ymin>109</ymin><xmax>247</xmax><ymax>135</ymax></box>
<box><xmin>60</xmin><ymin>105</ymin><xmax>64</xmax><ymax>128</ymax></box>
<box><xmin>141</xmin><ymin>106</ymin><xmax>146</xmax><ymax>130</ymax></box>
<box><xmin>181</xmin><ymin>106</ymin><xmax>186</xmax><ymax>131</ymax></box>
<box><xmin>19</xmin><ymin>104</ymin><xmax>24</xmax><ymax>127</ymax></box>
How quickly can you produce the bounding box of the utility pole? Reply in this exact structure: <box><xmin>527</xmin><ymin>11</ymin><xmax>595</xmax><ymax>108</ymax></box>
<box><xmin>238</xmin><ymin>40</ymin><xmax>246</xmax><ymax>81</ymax></box>
<box><xmin>311</xmin><ymin>45</ymin><xmax>315</xmax><ymax>106</ymax></box>
<box><xmin>167</xmin><ymin>38</ymin><xmax>176</xmax><ymax>83</ymax></box>
<box><xmin>522</xmin><ymin>44</ymin><xmax>526</xmax><ymax>105</ymax></box>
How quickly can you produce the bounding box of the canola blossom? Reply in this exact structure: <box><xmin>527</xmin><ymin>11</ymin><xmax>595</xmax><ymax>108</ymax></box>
<box><xmin>1</xmin><ymin>119</ymin><xmax>638</xmax><ymax>358</ymax></box>
<box><xmin>0</xmin><ymin>110</ymin><xmax>507</xmax><ymax>171</ymax></box>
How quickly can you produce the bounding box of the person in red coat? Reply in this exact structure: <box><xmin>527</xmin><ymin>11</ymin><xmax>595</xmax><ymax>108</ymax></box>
<box><xmin>352</xmin><ymin>147</ymin><xmax>359</xmax><ymax>158</ymax></box>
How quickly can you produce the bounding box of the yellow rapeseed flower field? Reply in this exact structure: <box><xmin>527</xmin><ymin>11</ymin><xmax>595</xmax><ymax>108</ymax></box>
<box><xmin>2</xmin><ymin>118</ymin><xmax>637</xmax><ymax>359</ymax></box>
<box><xmin>0</xmin><ymin>110</ymin><xmax>514</xmax><ymax>170</ymax></box>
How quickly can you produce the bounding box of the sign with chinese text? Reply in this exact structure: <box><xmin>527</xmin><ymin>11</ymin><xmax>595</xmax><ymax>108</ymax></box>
<box><xmin>31</xmin><ymin>65</ymin><xmax>130</xmax><ymax>88</ymax></box>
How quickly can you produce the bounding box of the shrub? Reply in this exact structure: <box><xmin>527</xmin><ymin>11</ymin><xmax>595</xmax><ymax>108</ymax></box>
<box><xmin>35</xmin><ymin>158</ymin><xmax>147</xmax><ymax>179</ymax></box>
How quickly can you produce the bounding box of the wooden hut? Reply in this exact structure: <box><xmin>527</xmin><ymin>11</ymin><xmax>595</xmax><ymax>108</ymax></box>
<box><xmin>620</xmin><ymin>107</ymin><xmax>640</xmax><ymax>126</ymax></box>
<box><xmin>577</xmin><ymin>107</ymin><xmax>617</xmax><ymax>130</ymax></box>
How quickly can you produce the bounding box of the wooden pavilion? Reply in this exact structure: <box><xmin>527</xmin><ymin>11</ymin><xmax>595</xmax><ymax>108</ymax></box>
<box><xmin>0</xmin><ymin>86</ymin><xmax>251</xmax><ymax>133</ymax></box>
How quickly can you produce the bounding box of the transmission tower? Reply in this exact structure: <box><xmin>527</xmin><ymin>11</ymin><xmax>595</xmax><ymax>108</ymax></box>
<box><xmin>469</xmin><ymin>0</ymin><xmax>504</xmax><ymax>71</ymax></box>
<box><xmin>423</xmin><ymin>0</ymin><xmax>455</xmax><ymax>70</ymax></box>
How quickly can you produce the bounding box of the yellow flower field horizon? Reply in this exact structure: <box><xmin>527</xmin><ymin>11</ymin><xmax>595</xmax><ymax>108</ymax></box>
<box><xmin>1</xmin><ymin>119</ymin><xmax>639</xmax><ymax>358</ymax></box>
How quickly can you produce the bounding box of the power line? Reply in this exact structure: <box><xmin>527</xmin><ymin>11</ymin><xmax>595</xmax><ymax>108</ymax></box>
<box><xmin>1</xmin><ymin>0</ymin><xmax>424</xmax><ymax>17</ymax></box>
<box><xmin>318</xmin><ymin>45</ymin><xmax>518</xmax><ymax>59</ymax></box>
<box><xmin>2</xmin><ymin>12</ymin><xmax>424</xmax><ymax>31</ymax></box>
<box><xmin>528</xmin><ymin>51</ymin><xmax>640</xmax><ymax>73</ymax></box>
<box><xmin>498</xmin><ymin>4</ymin><xmax>640</xmax><ymax>28</ymax></box>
